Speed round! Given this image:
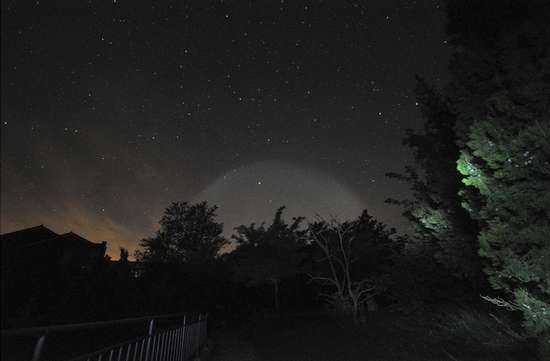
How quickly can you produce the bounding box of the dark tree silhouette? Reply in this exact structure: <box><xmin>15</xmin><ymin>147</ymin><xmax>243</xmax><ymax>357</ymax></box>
<box><xmin>231</xmin><ymin>206</ymin><xmax>308</xmax><ymax>312</ymax></box>
<box><xmin>119</xmin><ymin>247</ymin><xmax>129</xmax><ymax>262</ymax></box>
<box><xmin>308</xmin><ymin>210</ymin><xmax>398</xmax><ymax>322</ymax></box>
<box><xmin>136</xmin><ymin>201</ymin><xmax>227</xmax><ymax>264</ymax></box>
<box><xmin>386</xmin><ymin>76</ymin><xmax>481</xmax><ymax>285</ymax></box>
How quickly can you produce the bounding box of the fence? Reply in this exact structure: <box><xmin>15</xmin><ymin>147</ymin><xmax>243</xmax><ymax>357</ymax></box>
<box><xmin>1</xmin><ymin>313</ymin><xmax>208</xmax><ymax>361</ymax></box>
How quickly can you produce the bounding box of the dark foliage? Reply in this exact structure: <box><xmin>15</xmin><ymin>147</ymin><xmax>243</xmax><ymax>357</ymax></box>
<box><xmin>229</xmin><ymin>206</ymin><xmax>309</xmax><ymax>312</ymax></box>
<box><xmin>136</xmin><ymin>201</ymin><xmax>227</xmax><ymax>264</ymax></box>
<box><xmin>385</xmin><ymin>76</ymin><xmax>481</xmax><ymax>286</ymax></box>
<box><xmin>308</xmin><ymin>210</ymin><xmax>400</xmax><ymax>321</ymax></box>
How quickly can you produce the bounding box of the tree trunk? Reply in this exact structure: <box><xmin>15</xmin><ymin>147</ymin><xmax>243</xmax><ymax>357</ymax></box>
<box><xmin>352</xmin><ymin>298</ymin><xmax>360</xmax><ymax>324</ymax></box>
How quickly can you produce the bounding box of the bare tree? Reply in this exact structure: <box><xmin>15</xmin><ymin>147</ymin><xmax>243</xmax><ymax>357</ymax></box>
<box><xmin>309</xmin><ymin>216</ymin><xmax>381</xmax><ymax>323</ymax></box>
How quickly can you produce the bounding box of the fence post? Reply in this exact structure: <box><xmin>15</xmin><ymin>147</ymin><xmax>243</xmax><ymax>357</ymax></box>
<box><xmin>31</xmin><ymin>334</ymin><xmax>47</xmax><ymax>361</ymax></box>
<box><xmin>144</xmin><ymin>319</ymin><xmax>154</xmax><ymax>361</ymax></box>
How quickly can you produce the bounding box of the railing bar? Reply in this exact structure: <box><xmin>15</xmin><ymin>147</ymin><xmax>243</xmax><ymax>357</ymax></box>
<box><xmin>167</xmin><ymin>329</ymin><xmax>172</xmax><ymax>361</ymax></box>
<box><xmin>168</xmin><ymin>330</ymin><xmax>174</xmax><ymax>361</ymax></box>
<box><xmin>185</xmin><ymin>326</ymin><xmax>189</xmax><ymax>357</ymax></box>
<box><xmin>178</xmin><ymin>327</ymin><xmax>184</xmax><ymax>361</ymax></box>
<box><xmin>186</xmin><ymin>325</ymin><xmax>191</xmax><ymax>358</ymax></box>
<box><xmin>184</xmin><ymin>324</ymin><xmax>188</xmax><ymax>360</ymax></box>
<box><xmin>1</xmin><ymin>312</ymin><xmax>187</xmax><ymax>337</ymax></box>
<box><xmin>193</xmin><ymin>324</ymin><xmax>197</xmax><ymax>354</ymax></box>
<box><xmin>48</xmin><ymin>315</ymin><xmax>207</xmax><ymax>361</ymax></box>
<box><xmin>197</xmin><ymin>322</ymin><xmax>201</xmax><ymax>352</ymax></box>
<box><xmin>137</xmin><ymin>340</ymin><xmax>142</xmax><ymax>361</ymax></box>
<box><xmin>175</xmin><ymin>328</ymin><xmax>181</xmax><ymax>361</ymax></box>
<box><xmin>164</xmin><ymin>330</ymin><xmax>169</xmax><ymax>361</ymax></box>
<box><xmin>158</xmin><ymin>333</ymin><xmax>164</xmax><ymax>361</ymax></box>
<box><xmin>169</xmin><ymin>329</ymin><xmax>175</xmax><ymax>361</ymax></box>
<box><xmin>174</xmin><ymin>327</ymin><xmax>180</xmax><ymax>361</ymax></box>
<box><xmin>179</xmin><ymin>317</ymin><xmax>186</xmax><ymax>361</ymax></box>
<box><xmin>66</xmin><ymin>335</ymin><xmax>149</xmax><ymax>361</ymax></box>
<box><xmin>144</xmin><ymin>319</ymin><xmax>154</xmax><ymax>361</ymax></box>
<box><xmin>139</xmin><ymin>339</ymin><xmax>149</xmax><ymax>361</ymax></box>
<box><xmin>185</xmin><ymin>321</ymin><xmax>189</xmax><ymax>360</ymax></box>
<box><xmin>132</xmin><ymin>341</ymin><xmax>139</xmax><ymax>361</ymax></box>
<box><xmin>193</xmin><ymin>324</ymin><xmax>197</xmax><ymax>353</ymax></box>
<box><xmin>197</xmin><ymin>314</ymin><xmax>201</xmax><ymax>354</ymax></box>
<box><xmin>205</xmin><ymin>314</ymin><xmax>208</xmax><ymax>343</ymax></box>
<box><xmin>190</xmin><ymin>324</ymin><xmax>195</xmax><ymax>354</ymax></box>
<box><xmin>150</xmin><ymin>335</ymin><xmax>157</xmax><ymax>361</ymax></box>
<box><xmin>165</xmin><ymin>330</ymin><xmax>170</xmax><ymax>361</ymax></box>
<box><xmin>160</xmin><ymin>331</ymin><xmax>167</xmax><ymax>361</ymax></box>
<box><xmin>168</xmin><ymin>329</ymin><xmax>174</xmax><ymax>361</ymax></box>
<box><xmin>31</xmin><ymin>334</ymin><xmax>47</xmax><ymax>361</ymax></box>
<box><xmin>117</xmin><ymin>346</ymin><xmax>123</xmax><ymax>361</ymax></box>
<box><xmin>125</xmin><ymin>343</ymin><xmax>132</xmax><ymax>361</ymax></box>
<box><xmin>174</xmin><ymin>328</ymin><xmax>180</xmax><ymax>361</ymax></box>
<box><xmin>176</xmin><ymin>328</ymin><xmax>181</xmax><ymax>361</ymax></box>
<box><xmin>189</xmin><ymin>324</ymin><xmax>193</xmax><ymax>355</ymax></box>
<box><xmin>197</xmin><ymin>321</ymin><xmax>200</xmax><ymax>351</ymax></box>
<box><xmin>156</xmin><ymin>331</ymin><xmax>162</xmax><ymax>361</ymax></box>
<box><xmin>157</xmin><ymin>333</ymin><xmax>163</xmax><ymax>361</ymax></box>
<box><xmin>170</xmin><ymin>329</ymin><xmax>175</xmax><ymax>360</ymax></box>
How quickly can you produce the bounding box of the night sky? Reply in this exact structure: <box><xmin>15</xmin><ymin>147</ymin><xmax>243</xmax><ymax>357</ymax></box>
<box><xmin>1</xmin><ymin>0</ymin><xmax>450</xmax><ymax>256</ymax></box>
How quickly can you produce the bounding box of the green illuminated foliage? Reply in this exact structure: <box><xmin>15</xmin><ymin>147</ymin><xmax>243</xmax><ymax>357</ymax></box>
<box><xmin>447</xmin><ymin>0</ymin><xmax>550</xmax><ymax>344</ymax></box>
<box><xmin>386</xmin><ymin>77</ymin><xmax>480</xmax><ymax>281</ymax></box>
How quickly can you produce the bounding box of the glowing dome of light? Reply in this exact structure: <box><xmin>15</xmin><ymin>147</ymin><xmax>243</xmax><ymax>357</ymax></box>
<box><xmin>193</xmin><ymin>161</ymin><xmax>366</xmax><ymax>238</ymax></box>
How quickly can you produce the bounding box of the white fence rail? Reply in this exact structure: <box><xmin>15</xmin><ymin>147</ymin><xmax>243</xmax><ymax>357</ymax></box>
<box><xmin>2</xmin><ymin>313</ymin><xmax>208</xmax><ymax>361</ymax></box>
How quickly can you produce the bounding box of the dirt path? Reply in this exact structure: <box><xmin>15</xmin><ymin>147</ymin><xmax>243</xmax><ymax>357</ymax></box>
<box><xmin>208</xmin><ymin>327</ymin><xmax>260</xmax><ymax>361</ymax></box>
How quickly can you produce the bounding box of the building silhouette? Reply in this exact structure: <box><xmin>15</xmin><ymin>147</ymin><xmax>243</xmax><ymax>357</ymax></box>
<box><xmin>1</xmin><ymin>225</ymin><xmax>108</xmax><ymax>327</ymax></box>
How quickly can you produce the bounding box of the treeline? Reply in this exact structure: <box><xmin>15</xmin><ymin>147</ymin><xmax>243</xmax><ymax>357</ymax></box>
<box><xmin>105</xmin><ymin>200</ymin><xmax>484</xmax><ymax>323</ymax></box>
<box><xmin>2</xmin><ymin>200</ymin><xmax>474</xmax><ymax>327</ymax></box>
<box><xmin>133</xmin><ymin>202</ymin><xmax>408</xmax><ymax>322</ymax></box>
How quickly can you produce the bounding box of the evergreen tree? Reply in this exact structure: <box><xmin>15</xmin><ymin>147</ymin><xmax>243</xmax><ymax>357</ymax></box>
<box><xmin>446</xmin><ymin>0</ymin><xmax>550</xmax><ymax>350</ymax></box>
<box><xmin>386</xmin><ymin>77</ymin><xmax>479</xmax><ymax>281</ymax></box>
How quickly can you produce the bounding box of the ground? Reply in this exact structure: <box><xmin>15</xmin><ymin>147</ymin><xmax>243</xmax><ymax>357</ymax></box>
<box><xmin>207</xmin><ymin>309</ymin><xmax>539</xmax><ymax>361</ymax></box>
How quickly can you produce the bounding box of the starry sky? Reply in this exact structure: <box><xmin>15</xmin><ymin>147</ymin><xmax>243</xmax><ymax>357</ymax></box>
<box><xmin>1</xmin><ymin>0</ymin><xmax>450</xmax><ymax>256</ymax></box>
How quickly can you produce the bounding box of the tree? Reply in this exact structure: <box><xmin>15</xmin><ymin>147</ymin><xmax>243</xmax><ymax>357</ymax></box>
<box><xmin>231</xmin><ymin>206</ymin><xmax>307</xmax><ymax>312</ymax></box>
<box><xmin>445</xmin><ymin>0</ymin><xmax>550</xmax><ymax>353</ymax></box>
<box><xmin>386</xmin><ymin>76</ymin><xmax>480</xmax><ymax>283</ymax></box>
<box><xmin>119</xmin><ymin>247</ymin><xmax>129</xmax><ymax>262</ymax></box>
<box><xmin>136</xmin><ymin>201</ymin><xmax>227</xmax><ymax>264</ymax></box>
<box><xmin>308</xmin><ymin>210</ymin><xmax>397</xmax><ymax>323</ymax></box>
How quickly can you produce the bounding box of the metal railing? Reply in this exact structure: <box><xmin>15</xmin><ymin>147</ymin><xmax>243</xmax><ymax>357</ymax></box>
<box><xmin>1</xmin><ymin>313</ymin><xmax>208</xmax><ymax>361</ymax></box>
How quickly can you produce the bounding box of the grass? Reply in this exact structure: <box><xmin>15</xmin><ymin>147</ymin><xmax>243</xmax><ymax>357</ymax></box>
<box><xmin>207</xmin><ymin>307</ymin><xmax>539</xmax><ymax>361</ymax></box>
